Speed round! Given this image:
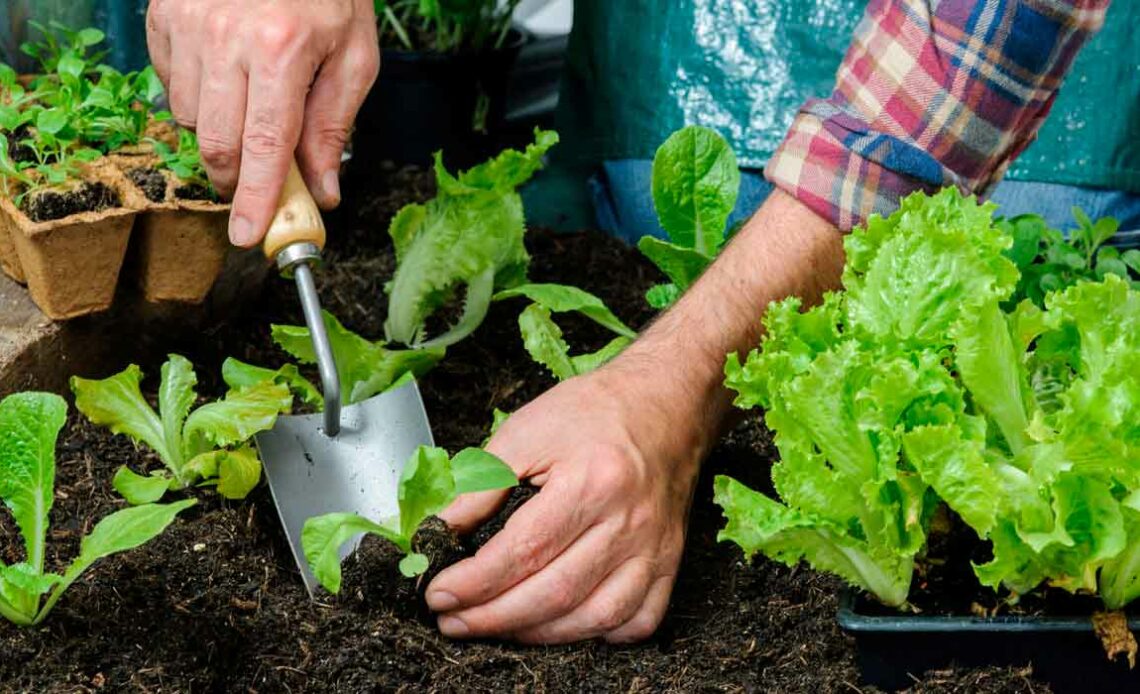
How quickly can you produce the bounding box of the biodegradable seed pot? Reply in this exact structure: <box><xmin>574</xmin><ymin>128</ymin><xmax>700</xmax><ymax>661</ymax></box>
<box><xmin>115</xmin><ymin>153</ymin><xmax>243</xmax><ymax>304</ymax></box>
<box><xmin>0</xmin><ymin>159</ymin><xmax>142</xmax><ymax>320</ymax></box>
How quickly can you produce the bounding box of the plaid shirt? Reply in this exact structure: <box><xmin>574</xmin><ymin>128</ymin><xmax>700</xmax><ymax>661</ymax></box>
<box><xmin>765</xmin><ymin>0</ymin><xmax>1110</xmax><ymax>231</ymax></box>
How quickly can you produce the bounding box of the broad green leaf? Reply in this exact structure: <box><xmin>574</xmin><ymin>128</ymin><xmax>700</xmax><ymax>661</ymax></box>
<box><xmin>0</xmin><ymin>563</ymin><xmax>60</xmax><ymax>623</ymax></box>
<box><xmin>301</xmin><ymin>512</ymin><xmax>403</xmax><ymax>594</ymax></box>
<box><xmin>714</xmin><ymin>476</ymin><xmax>911</xmax><ymax>606</ymax></box>
<box><xmin>570</xmin><ymin>336</ymin><xmax>633</xmax><ymax>375</ymax></box>
<box><xmin>517</xmin><ymin>303</ymin><xmax>575</xmax><ymax>381</ymax></box>
<box><xmin>1101</xmin><ymin>509</ymin><xmax>1140</xmax><ymax>610</ymax></box>
<box><xmin>384</xmin><ymin>130</ymin><xmax>555</xmax><ymax>348</ymax></box>
<box><xmin>38</xmin><ymin>500</ymin><xmax>196</xmax><ymax>623</ymax></box>
<box><xmin>76</xmin><ymin>28</ymin><xmax>105</xmax><ymax>47</ymax></box>
<box><xmin>398</xmin><ymin>446</ymin><xmax>456</xmax><ymax>540</ymax></box>
<box><xmin>0</xmin><ymin>393</ymin><xmax>66</xmax><ymax>572</ymax></box>
<box><xmin>272</xmin><ymin>311</ymin><xmax>443</xmax><ymax>405</ymax></box>
<box><xmin>450</xmin><ymin>448</ymin><xmax>518</xmax><ymax>495</ymax></box>
<box><xmin>952</xmin><ymin>300</ymin><xmax>1034</xmax><ymax>453</ymax></box>
<box><xmin>493</xmin><ymin>283</ymin><xmax>637</xmax><ymax>338</ymax></box>
<box><xmin>636</xmin><ymin>236</ymin><xmax>712</xmax><ymax>292</ymax></box>
<box><xmin>35</xmin><ymin>107</ymin><xmax>68</xmax><ymax>135</ymax></box>
<box><xmin>72</xmin><ymin>366</ymin><xmax>172</xmax><ymax>466</ymax></box>
<box><xmin>903</xmin><ymin>425</ymin><xmax>1001</xmax><ymax>535</ymax></box>
<box><xmin>182</xmin><ymin>381</ymin><xmax>291</xmax><ymax>453</ymax></box>
<box><xmin>158</xmin><ymin>355</ymin><xmax>197</xmax><ymax>473</ymax></box>
<box><xmin>112</xmin><ymin>466</ymin><xmax>174</xmax><ymax>505</ymax></box>
<box><xmin>399</xmin><ymin>553</ymin><xmax>431</xmax><ymax>577</ymax></box>
<box><xmin>651</xmin><ymin>125</ymin><xmax>739</xmax><ymax>255</ymax></box>
<box><xmin>222</xmin><ymin>357</ymin><xmax>323</xmax><ymax>410</ymax></box>
<box><xmin>214</xmin><ymin>446</ymin><xmax>263</xmax><ymax>500</ymax></box>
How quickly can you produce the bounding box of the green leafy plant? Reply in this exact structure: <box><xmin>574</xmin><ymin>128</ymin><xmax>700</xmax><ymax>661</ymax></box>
<box><xmin>150</xmin><ymin>128</ymin><xmax>212</xmax><ymax>191</ymax></box>
<box><xmin>0</xmin><ymin>391</ymin><xmax>194</xmax><ymax>626</ymax></box>
<box><xmin>384</xmin><ymin>128</ymin><xmax>559</xmax><ymax>349</ymax></box>
<box><xmin>71</xmin><ymin>355</ymin><xmax>293</xmax><ymax>505</ymax></box>
<box><xmin>19</xmin><ymin>21</ymin><xmax>107</xmax><ymax>75</ymax></box>
<box><xmin>493</xmin><ymin>283</ymin><xmax>638</xmax><ymax>381</ymax></box>
<box><xmin>1003</xmin><ymin>209</ymin><xmax>1140</xmax><ymax>307</ymax></box>
<box><xmin>638</xmin><ymin>126</ymin><xmax>740</xmax><ymax>309</ymax></box>
<box><xmin>223</xmin><ymin>310</ymin><xmax>444</xmax><ymax>409</ymax></box>
<box><xmin>716</xmin><ymin>187</ymin><xmax>1140</xmax><ymax>617</ymax></box>
<box><xmin>303</xmin><ymin>445</ymin><xmax>517</xmax><ymax>589</ymax></box>
<box><xmin>374</xmin><ymin>0</ymin><xmax>521</xmax><ymax>54</ymax></box>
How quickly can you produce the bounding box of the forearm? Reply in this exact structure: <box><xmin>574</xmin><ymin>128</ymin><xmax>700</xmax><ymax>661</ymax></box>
<box><xmin>610</xmin><ymin>190</ymin><xmax>844</xmax><ymax>454</ymax></box>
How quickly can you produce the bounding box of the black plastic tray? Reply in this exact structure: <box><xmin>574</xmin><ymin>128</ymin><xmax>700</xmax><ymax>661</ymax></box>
<box><xmin>837</xmin><ymin>590</ymin><xmax>1140</xmax><ymax>692</ymax></box>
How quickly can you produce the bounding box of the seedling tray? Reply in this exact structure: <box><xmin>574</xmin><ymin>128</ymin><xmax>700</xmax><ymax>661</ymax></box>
<box><xmin>837</xmin><ymin>589</ymin><xmax>1140</xmax><ymax>692</ymax></box>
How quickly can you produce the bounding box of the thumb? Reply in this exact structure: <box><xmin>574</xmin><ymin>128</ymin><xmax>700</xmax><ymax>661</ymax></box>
<box><xmin>438</xmin><ymin>487</ymin><xmax>513</xmax><ymax>535</ymax></box>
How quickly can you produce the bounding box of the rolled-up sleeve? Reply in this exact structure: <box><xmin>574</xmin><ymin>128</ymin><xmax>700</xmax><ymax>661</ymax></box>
<box><xmin>764</xmin><ymin>0</ymin><xmax>1109</xmax><ymax>231</ymax></box>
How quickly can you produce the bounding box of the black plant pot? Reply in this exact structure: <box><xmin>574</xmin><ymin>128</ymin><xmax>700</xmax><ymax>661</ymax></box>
<box><xmin>352</xmin><ymin>29</ymin><xmax>528</xmax><ymax>171</ymax></box>
<box><xmin>838</xmin><ymin>589</ymin><xmax>1140</xmax><ymax>692</ymax></box>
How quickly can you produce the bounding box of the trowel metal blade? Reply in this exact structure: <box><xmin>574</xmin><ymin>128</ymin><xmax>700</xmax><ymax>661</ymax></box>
<box><xmin>255</xmin><ymin>381</ymin><xmax>434</xmax><ymax>595</ymax></box>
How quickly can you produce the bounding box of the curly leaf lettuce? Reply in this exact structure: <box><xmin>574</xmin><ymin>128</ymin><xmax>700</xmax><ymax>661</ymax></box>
<box><xmin>384</xmin><ymin>129</ymin><xmax>559</xmax><ymax>348</ymax></box>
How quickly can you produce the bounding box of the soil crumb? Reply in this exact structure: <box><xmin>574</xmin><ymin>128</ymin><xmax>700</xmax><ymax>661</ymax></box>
<box><xmin>175</xmin><ymin>183</ymin><xmax>219</xmax><ymax>202</ymax></box>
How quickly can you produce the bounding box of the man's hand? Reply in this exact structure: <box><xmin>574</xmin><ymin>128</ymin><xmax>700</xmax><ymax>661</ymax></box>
<box><xmin>427</xmin><ymin>366</ymin><xmax>708</xmax><ymax>644</ymax></box>
<box><xmin>427</xmin><ymin>191</ymin><xmax>847</xmax><ymax>644</ymax></box>
<box><xmin>146</xmin><ymin>0</ymin><xmax>380</xmax><ymax>246</ymax></box>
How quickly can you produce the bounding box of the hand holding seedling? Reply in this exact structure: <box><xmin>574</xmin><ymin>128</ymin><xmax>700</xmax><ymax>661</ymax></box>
<box><xmin>145</xmin><ymin>0</ymin><xmax>380</xmax><ymax>246</ymax></box>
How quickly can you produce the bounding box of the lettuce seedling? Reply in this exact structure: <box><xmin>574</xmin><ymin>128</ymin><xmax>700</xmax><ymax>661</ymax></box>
<box><xmin>72</xmin><ymin>355</ymin><xmax>292</xmax><ymax>505</ymax></box>
<box><xmin>0</xmin><ymin>392</ymin><xmax>194</xmax><ymax>626</ymax></box>
<box><xmin>223</xmin><ymin>309</ymin><xmax>443</xmax><ymax>408</ymax></box>
<box><xmin>383</xmin><ymin>129</ymin><xmax>559</xmax><ymax>349</ymax></box>
<box><xmin>638</xmin><ymin>126</ymin><xmax>740</xmax><ymax>309</ymax></box>
<box><xmin>302</xmin><ymin>446</ymin><xmax>518</xmax><ymax>591</ymax></box>
<box><xmin>493</xmin><ymin>283</ymin><xmax>638</xmax><ymax>381</ymax></box>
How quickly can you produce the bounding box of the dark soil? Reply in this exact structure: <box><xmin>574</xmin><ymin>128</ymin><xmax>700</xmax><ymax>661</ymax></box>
<box><xmin>127</xmin><ymin>167</ymin><xmax>167</xmax><ymax>203</ymax></box>
<box><xmin>0</xmin><ymin>166</ymin><xmax>1061</xmax><ymax>692</ymax></box>
<box><xmin>6</xmin><ymin>126</ymin><xmax>35</xmax><ymax>165</ymax></box>
<box><xmin>21</xmin><ymin>181</ymin><xmax>121</xmax><ymax>222</ymax></box>
<box><xmin>174</xmin><ymin>183</ymin><xmax>219</xmax><ymax>202</ymax></box>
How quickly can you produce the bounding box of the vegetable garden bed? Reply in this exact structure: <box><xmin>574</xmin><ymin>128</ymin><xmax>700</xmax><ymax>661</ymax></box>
<box><xmin>0</xmin><ymin>164</ymin><xmax>1066</xmax><ymax>692</ymax></box>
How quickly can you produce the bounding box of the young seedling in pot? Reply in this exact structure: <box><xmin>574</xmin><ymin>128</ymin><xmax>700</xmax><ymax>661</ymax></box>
<box><xmin>638</xmin><ymin>125</ymin><xmax>740</xmax><ymax>309</ymax></box>
<box><xmin>302</xmin><ymin>445</ymin><xmax>518</xmax><ymax>590</ymax></box>
<box><xmin>0</xmin><ymin>392</ymin><xmax>195</xmax><ymax>626</ymax></box>
<box><xmin>71</xmin><ymin>354</ymin><xmax>293</xmax><ymax>505</ymax></box>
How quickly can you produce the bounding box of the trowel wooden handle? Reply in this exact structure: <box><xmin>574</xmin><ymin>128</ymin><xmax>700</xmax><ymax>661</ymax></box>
<box><xmin>263</xmin><ymin>159</ymin><xmax>327</xmax><ymax>259</ymax></box>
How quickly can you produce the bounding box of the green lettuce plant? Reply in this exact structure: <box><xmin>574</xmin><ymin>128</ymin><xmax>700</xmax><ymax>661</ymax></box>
<box><xmin>0</xmin><ymin>392</ymin><xmax>194</xmax><ymax>626</ymax></box>
<box><xmin>302</xmin><ymin>445</ymin><xmax>518</xmax><ymax>589</ymax></box>
<box><xmin>383</xmin><ymin>129</ymin><xmax>559</xmax><ymax>349</ymax></box>
<box><xmin>638</xmin><ymin>125</ymin><xmax>740</xmax><ymax>309</ymax></box>
<box><xmin>717</xmin><ymin>187</ymin><xmax>1140</xmax><ymax>613</ymax></box>
<box><xmin>71</xmin><ymin>355</ymin><xmax>293</xmax><ymax>505</ymax></box>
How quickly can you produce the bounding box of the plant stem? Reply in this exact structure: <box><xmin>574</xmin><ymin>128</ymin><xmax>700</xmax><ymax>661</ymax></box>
<box><xmin>382</xmin><ymin>6</ymin><xmax>414</xmax><ymax>51</ymax></box>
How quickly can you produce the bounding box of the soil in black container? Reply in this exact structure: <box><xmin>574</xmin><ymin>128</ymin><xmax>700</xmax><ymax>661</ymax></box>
<box><xmin>21</xmin><ymin>181</ymin><xmax>120</xmax><ymax>222</ymax></box>
<box><xmin>0</xmin><ymin>166</ymin><xmax>1054</xmax><ymax>693</ymax></box>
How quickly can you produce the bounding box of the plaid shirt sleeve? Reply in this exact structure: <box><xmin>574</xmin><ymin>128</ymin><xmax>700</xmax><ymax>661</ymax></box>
<box><xmin>764</xmin><ymin>0</ymin><xmax>1109</xmax><ymax>232</ymax></box>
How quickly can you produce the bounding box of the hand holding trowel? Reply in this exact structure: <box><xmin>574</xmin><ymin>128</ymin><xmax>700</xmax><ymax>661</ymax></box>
<box><xmin>255</xmin><ymin>159</ymin><xmax>434</xmax><ymax>595</ymax></box>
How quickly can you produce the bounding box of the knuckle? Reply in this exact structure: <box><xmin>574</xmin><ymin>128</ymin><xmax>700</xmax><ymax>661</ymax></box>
<box><xmin>351</xmin><ymin>46</ymin><xmax>381</xmax><ymax>85</ymax></box>
<box><xmin>546</xmin><ymin>575</ymin><xmax>579</xmax><ymax>614</ymax></box>
<box><xmin>197</xmin><ymin>134</ymin><xmax>239</xmax><ymax>171</ymax></box>
<box><xmin>205</xmin><ymin>10</ymin><xmax>234</xmax><ymax>43</ymax></box>
<box><xmin>612</xmin><ymin>613</ymin><xmax>661</xmax><ymax>643</ymax></box>
<box><xmin>243</xmin><ymin>130</ymin><xmax>288</xmax><ymax>160</ymax></box>
<box><xmin>508</xmin><ymin>529</ymin><xmax>553</xmax><ymax>576</ymax></box>
<box><xmin>256</xmin><ymin>13</ymin><xmax>305</xmax><ymax>55</ymax></box>
<box><xmin>593</xmin><ymin>596</ymin><xmax>635</xmax><ymax>633</ymax></box>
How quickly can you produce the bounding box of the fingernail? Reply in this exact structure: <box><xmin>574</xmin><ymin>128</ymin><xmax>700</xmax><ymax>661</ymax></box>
<box><xmin>322</xmin><ymin>170</ymin><xmax>341</xmax><ymax>205</ymax></box>
<box><xmin>426</xmin><ymin>590</ymin><xmax>460</xmax><ymax>612</ymax></box>
<box><xmin>438</xmin><ymin>614</ymin><xmax>470</xmax><ymax>638</ymax></box>
<box><xmin>229</xmin><ymin>215</ymin><xmax>254</xmax><ymax>246</ymax></box>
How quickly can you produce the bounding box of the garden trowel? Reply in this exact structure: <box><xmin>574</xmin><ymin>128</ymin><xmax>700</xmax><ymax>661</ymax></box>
<box><xmin>255</xmin><ymin>159</ymin><xmax>434</xmax><ymax>595</ymax></box>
